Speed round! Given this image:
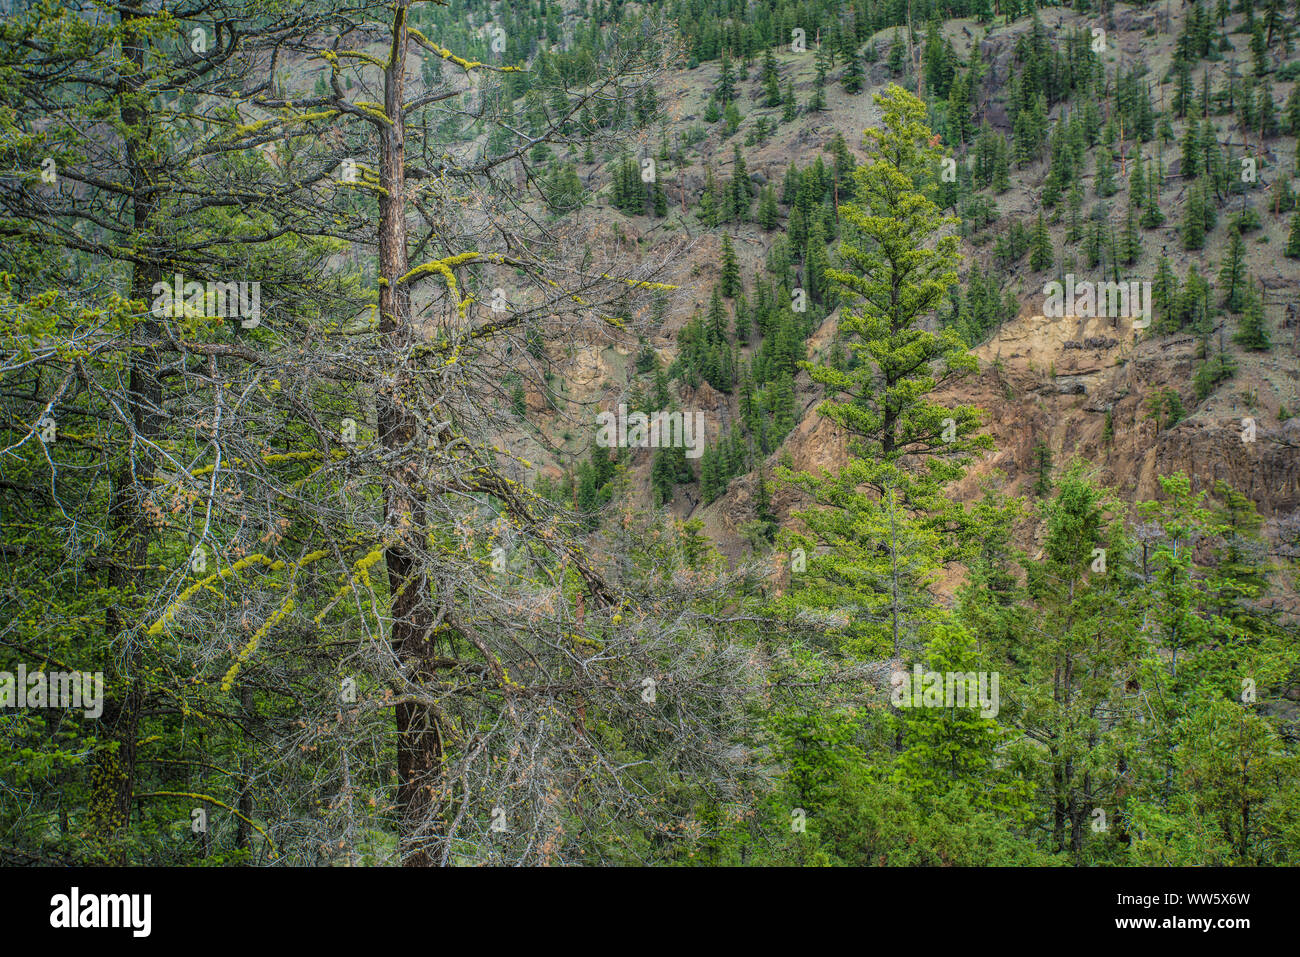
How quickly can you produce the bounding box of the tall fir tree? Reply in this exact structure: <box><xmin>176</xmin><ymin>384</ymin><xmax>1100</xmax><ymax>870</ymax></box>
<box><xmin>782</xmin><ymin>86</ymin><xmax>989</xmax><ymax>657</ymax></box>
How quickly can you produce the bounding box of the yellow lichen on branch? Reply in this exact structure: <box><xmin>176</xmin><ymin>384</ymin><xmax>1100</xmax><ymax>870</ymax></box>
<box><xmin>139</xmin><ymin>791</ymin><xmax>279</xmax><ymax>857</ymax></box>
<box><xmin>312</xmin><ymin>546</ymin><xmax>387</xmax><ymax>625</ymax></box>
<box><xmin>147</xmin><ymin>553</ymin><xmax>285</xmax><ymax>637</ymax></box>
<box><xmin>601</xmin><ymin>274</ymin><xmax>679</xmax><ymax>291</ymax></box>
<box><xmin>397</xmin><ymin>251</ymin><xmax>497</xmax><ymax>318</ymax></box>
<box><xmin>217</xmin><ymin>548</ymin><xmax>331</xmax><ymax>691</ymax></box>
<box><xmin>220</xmin><ymin>594</ymin><xmax>295</xmax><ymax>692</ymax></box>
<box><xmin>410</xmin><ymin>27</ymin><xmax>522</xmax><ymax>71</ymax></box>
<box><xmin>332</xmin><ymin>49</ymin><xmax>387</xmax><ymax>69</ymax></box>
<box><xmin>147</xmin><ymin>546</ymin><xmax>331</xmax><ymax>699</ymax></box>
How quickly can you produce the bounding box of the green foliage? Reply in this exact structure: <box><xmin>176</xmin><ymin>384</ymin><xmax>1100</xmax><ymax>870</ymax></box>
<box><xmin>8</xmin><ymin>0</ymin><xmax>1300</xmax><ymax>871</ymax></box>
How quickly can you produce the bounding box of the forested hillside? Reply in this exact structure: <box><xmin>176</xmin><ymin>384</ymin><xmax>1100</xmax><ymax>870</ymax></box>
<box><xmin>1</xmin><ymin>0</ymin><xmax>1298</xmax><ymax>868</ymax></box>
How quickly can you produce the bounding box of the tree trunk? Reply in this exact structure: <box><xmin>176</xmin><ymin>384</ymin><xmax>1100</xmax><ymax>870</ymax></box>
<box><xmin>88</xmin><ymin>2</ymin><xmax>163</xmax><ymax>859</ymax></box>
<box><xmin>377</xmin><ymin>0</ymin><xmax>443</xmax><ymax>866</ymax></box>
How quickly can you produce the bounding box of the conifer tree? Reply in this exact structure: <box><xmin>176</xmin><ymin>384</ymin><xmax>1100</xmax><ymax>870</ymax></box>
<box><xmin>762</xmin><ymin>47</ymin><xmax>781</xmax><ymax>106</ymax></box>
<box><xmin>1286</xmin><ymin>213</ymin><xmax>1300</xmax><ymax>258</ymax></box>
<box><xmin>1129</xmin><ymin>155</ymin><xmax>1146</xmax><ymax>210</ymax></box>
<box><xmin>730</xmin><ymin>144</ymin><xmax>752</xmax><ymax>221</ymax></box>
<box><xmin>782</xmin><ymin>86</ymin><xmax>988</xmax><ymax>657</ymax></box>
<box><xmin>804</xmin><ymin>217</ymin><xmax>832</xmax><ymax>306</ymax></box>
<box><xmin>1182</xmin><ymin>118</ymin><xmax>1201</xmax><ymax>179</ymax></box>
<box><xmin>1286</xmin><ymin>84</ymin><xmax>1300</xmax><ymax>134</ymax></box>
<box><xmin>1141</xmin><ymin>161</ymin><xmax>1165</xmax><ymax>227</ymax></box>
<box><xmin>1218</xmin><ymin>226</ymin><xmax>1247</xmax><ymax>311</ymax></box>
<box><xmin>843</xmin><ymin>48</ymin><xmax>865</xmax><ymax>93</ymax></box>
<box><xmin>1030</xmin><ymin>213</ymin><xmax>1055</xmax><ymax>271</ymax></box>
<box><xmin>1233</xmin><ymin>280</ymin><xmax>1272</xmax><ymax>350</ymax></box>
<box><xmin>1183</xmin><ymin>182</ymin><xmax>1207</xmax><ymax>249</ymax></box>
<box><xmin>1095</xmin><ymin>146</ymin><xmax>1117</xmax><ymax>197</ymax></box>
<box><xmin>758</xmin><ymin>185</ymin><xmax>780</xmax><ymax>230</ymax></box>
<box><xmin>996</xmin><ymin>464</ymin><xmax>1136</xmax><ymax>861</ymax></box>
<box><xmin>782</xmin><ymin>81</ymin><xmax>797</xmax><ymax>122</ymax></box>
<box><xmin>720</xmin><ymin>235</ymin><xmax>741</xmax><ymax>298</ymax></box>
<box><xmin>1121</xmin><ymin>204</ymin><xmax>1143</xmax><ymax>265</ymax></box>
<box><xmin>717</xmin><ymin>49</ymin><xmax>735</xmax><ymax>103</ymax></box>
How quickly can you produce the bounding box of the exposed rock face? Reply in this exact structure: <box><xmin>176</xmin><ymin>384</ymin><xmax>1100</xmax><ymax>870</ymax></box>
<box><xmin>937</xmin><ymin>309</ymin><xmax>1300</xmax><ymax>524</ymax></box>
<box><xmin>1051</xmin><ymin>376</ymin><xmax>1088</xmax><ymax>395</ymax></box>
<box><xmin>1146</xmin><ymin>419</ymin><xmax>1300</xmax><ymax>515</ymax></box>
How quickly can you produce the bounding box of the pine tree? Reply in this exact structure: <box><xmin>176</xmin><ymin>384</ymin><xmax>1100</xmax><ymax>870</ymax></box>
<box><xmin>719</xmin><ymin>234</ymin><xmax>741</xmax><ymax>298</ymax></box>
<box><xmin>1031</xmin><ymin>441</ymin><xmax>1052</xmax><ymax>497</ymax></box>
<box><xmin>982</xmin><ymin>463</ymin><xmax>1137</xmax><ymax>861</ymax></box>
<box><xmin>1095</xmin><ymin>145</ymin><xmax>1117</xmax><ymax>197</ymax></box>
<box><xmin>1286</xmin><ymin>213</ymin><xmax>1300</xmax><ymax>258</ymax></box>
<box><xmin>758</xmin><ymin>185</ymin><xmax>780</xmax><ymax>230</ymax></box>
<box><xmin>1286</xmin><ymin>84</ymin><xmax>1300</xmax><ymax>135</ymax></box>
<box><xmin>786</xmin><ymin>86</ymin><xmax>989</xmax><ymax>657</ymax></box>
<box><xmin>843</xmin><ymin>49</ymin><xmax>865</xmax><ymax>93</ymax></box>
<box><xmin>1218</xmin><ymin>226</ymin><xmax>1247</xmax><ymax>311</ymax></box>
<box><xmin>888</xmin><ymin>29</ymin><xmax>905</xmax><ymax>76</ymax></box>
<box><xmin>808</xmin><ymin>83</ymin><xmax>826</xmax><ymax>113</ymax></box>
<box><xmin>1129</xmin><ymin>154</ymin><xmax>1146</xmax><ymax>210</ymax></box>
<box><xmin>1198</xmin><ymin>175</ymin><xmax>1217</xmax><ymax>233</ymax></box>
<box><xmin>1258</xmin><ymin>82</ymin><xmax>1279</xmax><ymax>137</ymax></box>
<box><xmin>706</xmin><ymin>286</ymin><xmax>727</xmax><ymax>341</ymax></box>
<box><xmin>651</xmin><ymin>448</ymin><xmax>679</xmax><ymax>506</ymax></box>
<box><xmin>1271</xmin><ymin>176</ymin><xmax>1295</xmax><ymax>215</ymax></box>
<box><xmin>1084</xmin><ymin>217</ymin><xmax>1104</xmax><ymax>269</ymax></box>
<box><xmin>1183</xmin><ymin>182</ymin><xmax>1207</xmax><ymax>249</ymax></box>
<box><xmin>1066</xmin><ymin>180</ymin><xmax>1085</xmax><ymax>243</ymax></box>
<box><xmin>804</xmin><ymin>216</ymin><xmax>832</xmax><ymax>306</ymax></box>
<box><xmin>1029</xmin><ymin>213</ymin><xmax>1054</xmax><ymax>271</ymax></box>
<box><xmin>782</xmin><ymin>81</ymin><xmax>797</xmax><ymax>122</ymax></box>
<box><xmin>700</xmin><ymin>445</ymin><xmax>719</xmax><ymax>503</ymax></box>
<box><xmin>893</xmin><ymin>624</ymin><xmax>1015</xmax><ymax>807</ymax></box>
<box><xmin>733</xmin><ymin>291</ymin><xmax>751</xmax><ymax>343</ymax></box>
<box><xmin>1141</xmin><ymin>161</ymin><xmax>1165</xmax><ymax>227</ymax></box>
<box><xmin>717</xmin><ymin>49</ymin><xmax>735</xmax><ymax>103</ymax></box>
<box><xmin>762</xmin><ymin>47</ymin><xmax>781</xmax><ymax>106</ymax></box>
<box><xmin>947</xmin><ymin>72</ymin><xmax>972</xmax><ymax>144</ymax></box>
<box><xmin>730</xmin><ymin>144</ymin><xmax>751</xmax><ymax>221</ymax></box>
<box><xmin>698</xmin><ymin>165</ymin><xmax>720</xmax><ymax>226</ymax></box>
<box><xmin>1233</xmin><ymin>280</ymin><xmax>1272</xmax><ymax>350</ymax></box>
<box><xmin>1182</xmin><ymin>118</ymin><xmax>1201</xmax><ymax>179</ymax></box>
<box><xmin>1121</xmin><ymin>204</ymin><xmax>1143</xmax><ymax>265</ymax></box>
<box><xmin>771</xmin><ymin>372</ymin><xmax>797</xmax><ymax>439</ymax></box>
<box><xmin>723</xmin><ymin>101</ymin><xmax>742</xmax><ymax>136</ymax></box>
